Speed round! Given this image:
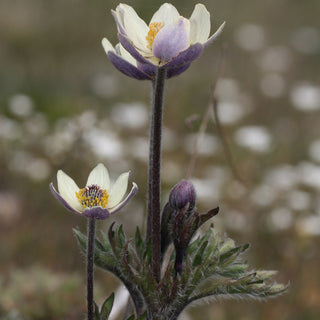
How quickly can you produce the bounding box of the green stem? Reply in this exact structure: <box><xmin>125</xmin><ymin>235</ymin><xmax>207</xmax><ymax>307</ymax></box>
<box><xmin>87</xmin><ymin>218</ymin><xmax>96</xmax><ymax>320</ymax></box>
<box><xmin>146</xmin><ymin>67</ymin><xmax>167</xmax><ymax>282</ymax></box>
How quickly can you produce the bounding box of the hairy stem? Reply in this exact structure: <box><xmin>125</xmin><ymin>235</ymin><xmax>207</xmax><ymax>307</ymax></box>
<box><xmin>87</xmin><ymin>218</ymin><xmax>96</xmax><ymax>320</ymax></box>
<box><xmin>146</xmin><ymin>67</ymin><xmax>167</xmax><ymax>282</ymax></box>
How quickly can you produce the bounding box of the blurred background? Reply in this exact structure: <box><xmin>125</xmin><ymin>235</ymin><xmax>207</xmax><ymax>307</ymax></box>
<box><xmin>1</xmin><ymin>0</ymin><xmax>320</xmax><ymax>319</ymax></box>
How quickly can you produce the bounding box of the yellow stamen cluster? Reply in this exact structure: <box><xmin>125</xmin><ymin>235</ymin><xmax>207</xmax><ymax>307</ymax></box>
<box><xmin>76</xmin><ymin>184</ymin><xmax>109</xmax><ymax>209</ymax></box>
<box><xmin>146</xmin><ymin>22</ymin><xmax>163</xmax><ymax>49</ymax></box>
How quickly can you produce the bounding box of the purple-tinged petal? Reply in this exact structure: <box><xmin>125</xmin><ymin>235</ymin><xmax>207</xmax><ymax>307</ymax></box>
<box><xmin>117</xmin><ymin>33</ymin><xmax>154</xmax><ymax>65</ymax></box>
<box><xmin>50</xmin><ymin>183</ymin><xmax>81</xmax><ymax>215</ymax></box>
<box><xmin>166</xmin><ymin>63</ymin><xmax>191</xmax><ymax>78</ymax></box>
<box><xmin>111</xmin><ymin>9</ymin><xmax>126</xmax><ymax>35</ymax></box>
<box><xmin>109</xmin><ymin>182</ymin><xmax>138</xmax><ymax>214</ymax></box>
<box><xmin>152</xmin><ymin>18</ymin><xmax>190</xmax><ymax>63</ymax></box>
<box><xmin>82</xmin><ymin>207</ymin><xmax>111</xmax><ymax>220</ymax></box>
<box><xmin>137</xmin><ymin>62</ymin><xmax>157</xmax><ymax>78</ymax></box>
<box><xmin>204</xmin><ymin>21</ymin><xmax>226</xmax><ymax>47</ymax></box>
<box><xmin>165</xmin><ymin>43</ymin><xmax>203</xmax><ymax>68</ymax></box>
<box><xmin>108</xmin><ymin>51</ymin><xmax>151</xmax><ymax>80</ymax></box>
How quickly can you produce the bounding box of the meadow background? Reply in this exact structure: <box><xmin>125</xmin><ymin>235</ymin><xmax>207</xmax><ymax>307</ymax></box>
<box><xmin>1</xmin><ymin>0</ymin><xmax>320</xmax><ymax>319</ymax></box>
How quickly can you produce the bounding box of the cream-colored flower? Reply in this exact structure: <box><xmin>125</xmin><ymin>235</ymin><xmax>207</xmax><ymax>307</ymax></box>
<box><xmin>102</xmin><ymin>3</ymin><xmax>225</xmax><ymax>80</ymax></box>
<box><xmin>50</xmin><ymin>163</ymin><xmax>137</xmax><ymax>219</ymax></box>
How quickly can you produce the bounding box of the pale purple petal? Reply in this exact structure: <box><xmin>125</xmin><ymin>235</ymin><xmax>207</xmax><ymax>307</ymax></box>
<box><xmin>50</xmin><ymin>183</ymin><xmax>81</xmax><ymax>214</ymax></box>
<box><xmin>107</xmin><ymin>51</ymin><xmax>151</xmax><ymax>80</ymax></box>
<box><xmin>165</xmin><ymin>43</ymin><xmax>203</xmax><ymax>68</ymax></box>
<box><xmin>109</xmin><ymin>182</ymin><xmax>138</xmax><ymax>214</ymax></box>
<box><xmin>152</xmin><ymin>18</ymin><xmax>190</xmax><ymax>63</ymax></box>
<box><xmin>118</xmin><ymin>33</ymin><xmax>154</xmax><ymax>65</ymax></box>
<box><xmin>137</xmin><ymin>62</ymin><xmax>157</xmax><ymax>78</ymax></box>
<box><xmin>166</xmin><ymin>63</ymin><xmax>191</xmax><ymax>78</ymax></box>
<box><xmin>204</xmin><ymin>21</ymin><xmax>226</xmax><ymax>47</ymax></box>
<box><xmin>82</xmin><ymin>207</ymin><xmax>111</xmax><ymax>220</ymax></box>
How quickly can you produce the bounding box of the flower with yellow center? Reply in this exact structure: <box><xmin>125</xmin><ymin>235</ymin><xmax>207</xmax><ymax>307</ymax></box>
<box><xmin>50</xmin><ymin>163</ymin><xmax>138</xmax><ymax>220</ymax></box>
<box><xmin>102</xmin><ymin>3</ymin><xmax>225</xmax><ymax>80</ymax></box>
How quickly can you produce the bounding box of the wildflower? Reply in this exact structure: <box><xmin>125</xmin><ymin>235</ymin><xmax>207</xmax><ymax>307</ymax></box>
<box><xmin>50</xmin><ymin>163</ymin><xmax>138</xmax><ymax>220</ymax></box>
<box><xmin>102</xmin><ymin>3</ymin><xmax>225</xmax><ymax>80</ymax></box>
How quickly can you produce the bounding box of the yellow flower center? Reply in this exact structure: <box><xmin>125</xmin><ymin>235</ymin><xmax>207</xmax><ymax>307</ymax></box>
<box><xmin>146</xmin><ymin>22</ymin><xmax>163</xmax><ymax>49</ymax></box>
<box><xmin>76</xmin><ymin>184</ymin><xmax>109</xmax><ymax>209</ymax></box>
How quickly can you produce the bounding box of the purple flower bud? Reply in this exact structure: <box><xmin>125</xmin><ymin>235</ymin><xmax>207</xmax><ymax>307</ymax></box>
<box><xmin>169</xmin><ymin>180</ymin><xmax>196</xmax><ymax>212</ymax></box>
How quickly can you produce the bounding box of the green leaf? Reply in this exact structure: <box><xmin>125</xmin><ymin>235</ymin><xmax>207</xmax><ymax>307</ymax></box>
<box><xmin>192</xmin><ymin>240</ymin><xmax>208</xmax><ymax>267</ymax></box>
<box><xmin>126</xmin><ymin>316</ymin><xmax>135</xmax><ymax>320</ymax></box>
<box><xmin>135</xmin><ymin>227</ymin><xmax>144</xmax><ymax>260</ymax></box>
<box><xmin>219</xmin><ymin>246</ymin><xmax>242</xmax><ymax>265</ymax></box>
<box><xmin>219</xmin><ymin>238</ymin><xmax>235</xmax><ymax>255</ymax></box>
<box><xmin>143</xmin><ymin>239</ymin><xmax>152</xmax><ymax>263</ymax></box>
<box><xmin>137</xmin><ymin>312</ymin><xmax>147</xmax><ymax>319</ymax></box>
<box><xmin>95</xmin><ymin>238</ymin><xmax>107</xmax><ymax>252</ymax></box>
<box><xmin>94</xmin><ymin>301</ymin><xmax>100</xmax><ymax>320</ymax></box>
<box><xmin>73</xmin><ymin>228</ymin><xmax>87</xmax><ymax>253</ymax></box>
<box><xmin>118</xmin><ymin>225</ymin><xmax>126</xmax><ymax>248</ymax></box>
<box><xmin>100</xmin><ymin>292</ymin><xmax>114</xmax><ymax>320</ymax></box>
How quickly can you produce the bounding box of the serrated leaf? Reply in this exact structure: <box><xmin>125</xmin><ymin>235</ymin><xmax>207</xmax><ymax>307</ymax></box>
<box><xmin>100</xmin><ymin>292</ymin><xmax>114</xmax><ymax>320</ymax></box>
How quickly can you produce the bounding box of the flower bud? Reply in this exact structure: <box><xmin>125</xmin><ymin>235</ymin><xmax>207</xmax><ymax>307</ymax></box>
<box><xmin>169</xmin><ymin>180</ymin><xmax>196</xmax><ymax>213</ymax></box>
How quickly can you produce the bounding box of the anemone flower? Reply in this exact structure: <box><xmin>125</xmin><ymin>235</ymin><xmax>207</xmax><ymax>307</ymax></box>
<box><xmin>102</xmin><ymin>3</ymin><xmax>225</xmax><ymax>80</ymax></box>
<box><xmin>50</xmin><ymin>163</ymin><xmax>137</xmax><ymax>220</ymax></box>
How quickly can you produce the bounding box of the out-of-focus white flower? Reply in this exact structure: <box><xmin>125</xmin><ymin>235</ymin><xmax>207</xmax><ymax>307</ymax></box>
<box><xmin>50</xmin><ymin>163</ymin><xmax>137</xmax><ymax>219</ymax></box>
<box><xmin>102</xmin><ymin>3</ymin><xmax>225</xmax><ymax>80</ymax></box>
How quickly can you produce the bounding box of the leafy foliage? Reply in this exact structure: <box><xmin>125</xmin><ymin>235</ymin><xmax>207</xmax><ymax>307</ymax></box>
<box><xmin>74</xmin><ymin>223</ymin><xmax>288</xmax><ymax>320</ymax></box>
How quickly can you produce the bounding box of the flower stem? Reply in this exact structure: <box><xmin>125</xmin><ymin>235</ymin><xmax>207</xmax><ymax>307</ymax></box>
<box><xmin>146</xmin><ymin>67</ymin><xmax>167</xmax><ymax>282</ymax></box>
<box><xmin>87</xmin><ymin>218</ymin><xmax>96</xmax><ymax>320</ymax></box>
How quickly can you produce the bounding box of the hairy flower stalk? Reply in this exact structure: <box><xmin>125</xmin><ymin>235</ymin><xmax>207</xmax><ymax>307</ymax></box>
<box><xmin>86</xmin><ymin>218</ymin><xmax>96</xmax><ymax>320</ymax></box>
<box><xmin>147</xmin><ymin>67</ymin><xmax>167</xmax><ymax>282</ymax></box>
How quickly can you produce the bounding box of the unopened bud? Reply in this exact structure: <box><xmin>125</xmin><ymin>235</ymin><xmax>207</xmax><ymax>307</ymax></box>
<box><xmin>169</xmin><ymin>180</ymin><xmax>196</xmax><ymax>212</ymax></box>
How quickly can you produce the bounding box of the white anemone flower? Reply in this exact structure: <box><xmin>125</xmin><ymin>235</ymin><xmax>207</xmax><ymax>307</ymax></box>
<box><xmin>50</xmin><ymin>163</ymin><xmax>138</xmax><ymax>220</ymax></box>
<box><xmin>102</xmin><ymin>3</ymin><xmax>225</xmax><ymax>80</ymax></box>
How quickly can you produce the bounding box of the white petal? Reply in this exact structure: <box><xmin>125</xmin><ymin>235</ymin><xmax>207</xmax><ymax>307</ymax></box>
<box><xmin>57</xmin><ymin>170</ymin><xmax>82</xmax><ymax>211</ymax></box>
<box><xmin>117</xmin><ymin>43</ymin><xmax>138</xmax><ymax>66</ymax></box>
<box><xmin>205</xmin><ymin>21</ymin><xmax>226</xmax><ymax>46</ymax></box>
<box><xmin>189</xmin><ymin>4</ymin><xmax>211</xmax><ymax>44</ymax></box>
<box><xmin>150</xmin><ymin>3</ymin><xmax>180</xmax><ymax>26</ymax></box>
<box><xmin>109</xmin><ymin>182</ymin><xmax>138</xmax><ymax>213</ymax></box>
<box><xmin>107</xmin><ymin>171</ymin><xmax>129</xmax><ymax>208</ymax></box>
<box><xmin>117</xmin><ymin>4</ymin><xmax>149</xmax><ymax>53</ymax></box>
<box><xmin>111</xmin><ymin>9</ymin><xmax>125</xmax><ymax>34</ymax></box>
<box><xmin>86</xmin><ymin>163</ymin><xmax>110</xmax><ymax>191</ymax></box>
<box><xmin>102</xmin><ymin>38</ymin><xmax>116</xmax><ymax>54</ymax></box>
